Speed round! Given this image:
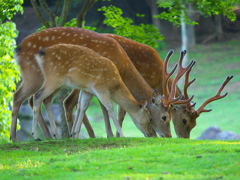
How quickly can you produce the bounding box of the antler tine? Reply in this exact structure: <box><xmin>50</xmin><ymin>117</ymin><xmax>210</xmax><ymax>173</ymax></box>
<box><xmin>173</xmin><ymin>94</ymin><xmax>195</xmax><ymax>106</ymax></box>
<box><xmin>171</xmin><ymin>60</ymin><xmax>196</xmax><ymax>106</ymax></box>
<box><xmin>196</xmin><ymin>75</ymin><xmax>233</xmax><ymax>116</ymax></box>
<box><xmin>162</xmin><ymin>50</ymin><xmax>178</xmax><ymax>107</ymax></box>
<box><xmin>170</xmin><ymin>50</ymin><xmax>194</xmax><ymax>100</ymax></box>
<box><xmin>183</xmin><ymin>50</ymin><xmax>187</xmax><ymax>55</ymax></box>
<box><xmin>183</xmin><ymin>61</ymin><xmax>196</xmax><ymax>110</ymax></box>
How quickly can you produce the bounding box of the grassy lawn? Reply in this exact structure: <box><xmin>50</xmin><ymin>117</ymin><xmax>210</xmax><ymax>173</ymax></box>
<box><xmin>1</xmin><ymin>138</ymin><xmax>240</xmax><ymax>179</ymax></box>
<box><xmin>78</xmin><ymin>39</ymin><xmax>240</xmax><ymax>139</ymax></box>
<box><xmin>4</xmin><ymin>39</ymin><xmax>240</xmax><ymax>179</ymax></box>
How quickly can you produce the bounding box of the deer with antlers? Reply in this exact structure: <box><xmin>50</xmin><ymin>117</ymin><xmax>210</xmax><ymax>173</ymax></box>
<box><xmin>100</xmin><ymin>34</ymin><xmax>233</xmax><ymax>138</ymax></box>
<box><xmin>11</xmin><ymin>27</ymin><xmax>191</xmax><ymax>141</ymax></box>
<box><xmin>71</xmin><ymin>49</ymin><xmax>195</xmax><ymax>138</ymax></box>
<box><xmin>172</xmin><ymin>67</ymin><xmax>233</xmax><ymax>138</ymax></box>
<box><xmin>71</xmin><ymin>34</ymin><xmax>233</xmax><ymax>138</ymax></box>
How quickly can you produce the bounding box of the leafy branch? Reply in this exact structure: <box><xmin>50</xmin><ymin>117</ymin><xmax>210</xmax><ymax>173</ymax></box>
<box><xmin>155</xmin><ymin>0</ymin><xmax>239</xmax><ymax>27</ymax></box>
<box><xmin>98</xmin><ymin>5</ymin><xmax>164</xmax><ymax>48</ymax></box>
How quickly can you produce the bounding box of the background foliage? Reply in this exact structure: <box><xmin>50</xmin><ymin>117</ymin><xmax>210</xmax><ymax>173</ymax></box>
<box><xmin>0</xmin><ymin>0</ymin><xmax>23</xmax><ymax>141</ymax></box>
<box><xmin>155</xmin><ymin>0</ymin><xmax>239</xmax><ymax>26</ymax></box>
<box><xmin>98</xmin><ymin>5</ymin><xmax>164</xmax><ymax>47</ymax></box>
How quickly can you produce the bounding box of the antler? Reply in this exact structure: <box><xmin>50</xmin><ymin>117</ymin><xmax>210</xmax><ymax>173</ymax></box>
<box><xmin>183</xmin><ymin>61</ymin><xmax>196</xmax><ymax>111</ymax></box>
<box><xmin>169</xmin><ymin>51</ymin><xmax>195</xmax><ymax>106</ymax></box>
<box><xmin>196</xmin><ymin>75</ymin><xmax>233</xmax><ymax>116</ymax></box>
<box><xmin>162</xmin><ymin>50</ymin><xmax>179</xmax><ymax>107</ymax></box>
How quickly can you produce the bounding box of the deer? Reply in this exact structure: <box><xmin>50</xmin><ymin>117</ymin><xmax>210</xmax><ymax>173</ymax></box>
<box><xmin>98</xmin><ymin>34</ymin><xmax>233</xmax><ymax>138</ymax></box>
<box><xmin>32</xmin><ymin>44</ymin><xmax>155</xmax><ymax>140</ymax></box>
<box><xmin>67</xmin><ymin>34</ymin><xmax>233</xmax><ymax>139</ymax></box>
<box><xmin>71</xmin><ymin>49</ymin><xmax>195</xmax><ymax>138</ymax></box>
<box><xmin>11</xmin><ymin>27</ymin><xmax>191</xmax><ymax>141</ymax></box>
<box><xmin>171</xmin><ymin>65</ymin><xmax>233</xmax><ymax>138</ymax></box>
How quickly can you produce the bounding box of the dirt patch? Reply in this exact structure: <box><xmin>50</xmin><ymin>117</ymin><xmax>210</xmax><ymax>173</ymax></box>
<box><xmin>224</xmin><ymin>81</ymin><xmax>240</xmax><ymax>93</ymax></box>
<box><xmin>224</xmin><ymin>62</ymin><xmax>240</xmax><ymax>70</ymax></box>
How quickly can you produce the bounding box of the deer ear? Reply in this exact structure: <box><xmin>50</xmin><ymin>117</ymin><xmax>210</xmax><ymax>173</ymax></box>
<box><xmin>152</xmin><ymin>90</ymin><xmax>161</xmax><ymax>105</ymax></box>
<box><xmin>139</xmin><ymin>98</ymin><xmax>148</xmax><ymax>109</ymax></box>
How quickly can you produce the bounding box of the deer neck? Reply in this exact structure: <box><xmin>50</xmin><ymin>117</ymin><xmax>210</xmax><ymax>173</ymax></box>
<box><xmin>121</xmin><ymin>62</ymin><xmax>154</xmax><ymax>104</ymax></box>
<box><xmin>111</xmin><ymin>82</ymin><xmax>140</xmax><ymax>117</ymax></box>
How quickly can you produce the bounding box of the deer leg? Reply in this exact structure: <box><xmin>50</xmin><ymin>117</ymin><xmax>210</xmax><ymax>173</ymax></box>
<box><xmin>72</xmin><ymin>91</ymin><xmax>92</xmax><ymax>139</ymax></box>
<box><xmin>116</xmin><ymin>105</ymin><xmax>126</xmax><ymax>137</ymax></box>
<box><xmin>63</xmin><ymin>89</ymin><xmax>79</xmax><ymax>134</ymax></box>
<box><xmin>71</xmin><ymin>90</ymin><xmax>82</xmax><ymax>136</ymax></box>
<box><xmin>98</xmin><ymin>99</ymin><xmax>114</xmax><ymax>138</ymax></box>
<box><xmin>64</xmin><ymin>89</ymin><xmax>95</xmax><ymax>138</ymax></box>
<box><xmin>32</xmin><ymin>81</ymin><xmax>63</xmax><ymax>141</ymax></box>
<box><xmin>11</xmin><ymin>82</ymin><xmax>39</xmax><ymax>142</ymax></box>
<box><xmin>82</xmin><ymin>113</ymin><xmax>96</xmax><ymax>138</ymax></box>
<box><xmin>43</xmin><ymin>89</ymin><xmax>61</xmax><ymax>139</ymax></box>
<box><xmin>96</xmin><ymin>92</ymin><xmax>124</xmax><ymax>138</ymax></box>
<box><xmin>29</xmin><ymin>96</ymin><xmax>52</xmax><ymax>139</ymax></box>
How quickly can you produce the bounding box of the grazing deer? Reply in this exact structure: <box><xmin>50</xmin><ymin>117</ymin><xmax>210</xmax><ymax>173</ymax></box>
<box><xmin>171</xmin><ymin>65</ymin><xmax>233</xmax><ymax>138</ymax></box>
<box><xmin>11</xmin><ymin>27</ymin><xmax>188</xmax><ymax>141</ymax></box>
<box><xmin>72</xmin><ymin>49</ymin><xmax>195</xmax><ymax>137</ymax></box>
<box><xmin>101</xmin><ymin>34</ymin><xmax>233</xmax><ymax>138</ymax></box>
<box><xmin>32</xmin><ymin>44</ymin><xmax>153</xmax><ymax>140</ymax></box>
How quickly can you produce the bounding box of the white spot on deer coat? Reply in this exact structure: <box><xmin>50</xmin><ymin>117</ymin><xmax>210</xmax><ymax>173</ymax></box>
<box><xmin>28</xmin><ymin>42</ymin><xmax>31</xmax><ymax>47</ymax></box>
<box><xmin>52</xmin><ymin>36</ymin><xmax>55</xmax><ymax>40</ymax></box>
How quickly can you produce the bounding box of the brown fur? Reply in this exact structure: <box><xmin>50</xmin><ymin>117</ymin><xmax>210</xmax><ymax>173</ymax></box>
<box><xmin>32</xmin><ymin>44</ymin><xmax>153</xmax><ymax>139</ymax></box>
<box><xmin>11</xmin><ymin>27</ymin><xmax>169</xmax><ymax>141</ymax></box>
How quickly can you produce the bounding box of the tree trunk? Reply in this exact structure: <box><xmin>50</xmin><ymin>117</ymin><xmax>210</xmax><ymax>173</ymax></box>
<box><xmin>214</xmin><ymin>15</ymin><xmax>223</xmax><ymax>41</ymax></box>
<box><xmin>186</xmin><ymin>3</ymin><xmax>196</xmax><ymax>47</ymax></box>
<box><xmin>148</xmin><ymin>0</ymin><xmax>161</xmax><ymax>32</ymax></box>
<box><xmin>180</xmin><ymin>4</ymin><xmax>188</xmax><ymax>85</ymax></box>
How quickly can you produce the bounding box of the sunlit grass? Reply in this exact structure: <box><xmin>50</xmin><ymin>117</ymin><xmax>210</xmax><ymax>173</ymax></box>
<box><xmin>0</xmin><ymin>138</ymin><xmax>240</xmax><ymax>179</ymax></box>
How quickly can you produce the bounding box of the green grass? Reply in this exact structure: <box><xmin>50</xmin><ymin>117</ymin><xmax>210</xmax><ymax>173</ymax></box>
<box><xmin>79</xmin><ymin>39</ymin><xmax>240</xmax><ymax>139</ymax></box>
<box><xmin>0</xmin><ymin>138</ymin><xmax>240</xmax><ymax>179</ymax></box>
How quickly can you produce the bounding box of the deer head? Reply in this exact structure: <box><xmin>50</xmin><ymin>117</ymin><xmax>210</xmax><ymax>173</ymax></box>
<box><xmin>149</xmin><ymin>50</ymin><xmax>195</xmax><ymax>137</ymax></box>
<box><xmin>172</xmin><ymin>62</ymin><xmax>233</xmax><ymax>138</ymax></box>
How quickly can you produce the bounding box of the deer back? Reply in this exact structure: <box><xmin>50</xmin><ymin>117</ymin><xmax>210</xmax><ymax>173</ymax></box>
<box><xmin>104</xmin><ymin>34</ymin><xmax>182</xmax><ymax>97</ymax></box>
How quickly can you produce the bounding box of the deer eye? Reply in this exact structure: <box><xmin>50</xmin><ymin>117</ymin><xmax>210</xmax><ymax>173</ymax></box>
<box><xmin>162</xmin><ymin>116</ymin><xmax>167</xmax><ymax>121</ymax></box>
<box><xmin>182</xmin><ymin>119</ymin><xmax>187</xmax><ymax>125</ymax></box>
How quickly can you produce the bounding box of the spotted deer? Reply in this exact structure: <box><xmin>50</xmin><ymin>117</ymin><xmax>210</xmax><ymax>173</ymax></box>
<box><xmin>72</xmin><ymin>50</ymin><xmax>195</xmax><ymax>137</ymax></box>
<box><xmin>100</xmin><ymin>34</ymin><xmax>233</xmax><ymax>138</ymax></box>
<box><xmin>66</xmin><ymin>34</ymin><xmax>233</xmax><ymax>139</ymax></box>
<box><xmin>172</xmin><ymin>66</ymin><xmax>233</xmax><ymax>138</ymax></box>
<box><xmin>11</xmin><ymin>27</ymin><xmax>189</xmax><ymax>141</ymax></box>
<box><xmin>32</xmin><ymin>44</ymin><xmax>155</xmax><ymax>140</ymax></box>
